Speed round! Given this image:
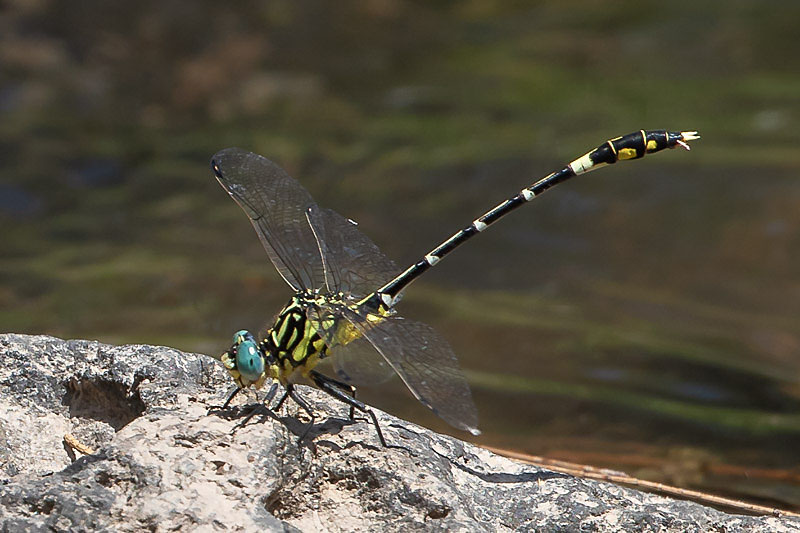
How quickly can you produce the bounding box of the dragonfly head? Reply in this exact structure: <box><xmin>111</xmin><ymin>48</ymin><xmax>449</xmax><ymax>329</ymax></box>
<box><xmin>221</xmin><ymin>329</ymin><xmax>267</xmax><ymax>387</ymax></box>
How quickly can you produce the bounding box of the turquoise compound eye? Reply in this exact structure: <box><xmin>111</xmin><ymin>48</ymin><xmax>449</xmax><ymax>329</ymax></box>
<box><xmin>236</xmin><ymin>339</ymin><xmax>264</xmax><ymax>381</ymax></box>
<box><xmin>232</xmin><ymin>329</ymin><xmax>250</xmax><ymax>345</ymax></box>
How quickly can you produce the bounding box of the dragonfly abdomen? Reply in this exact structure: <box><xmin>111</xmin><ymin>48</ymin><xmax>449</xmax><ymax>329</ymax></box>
<box><xmin>373</xmin><ymin>130</ymin><xmax>699</xmax><ymax>308</ymax></box>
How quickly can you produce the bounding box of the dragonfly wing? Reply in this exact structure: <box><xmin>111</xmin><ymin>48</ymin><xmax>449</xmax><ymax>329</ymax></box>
<box><xmin>342</xmin><ymin>307</ymin><xmax>480</xmax><ymax>435</ymax></box>
<box><xmin>306</xmin><ymin>205</ymin><xmax>402</xmax><ymax>301</ymax></box>
<box><xmin>306</xmin><ymin>304</ymin><xmax>396</xmax><ymax>386</ymax></box>
<box><xmin>212</xmin><ymin>148</ymin><xmax>326</xmax><ymax>291</ymax></box>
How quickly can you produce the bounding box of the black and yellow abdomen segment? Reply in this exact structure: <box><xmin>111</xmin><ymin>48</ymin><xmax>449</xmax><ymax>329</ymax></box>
<box><xmin>568</xmin><ymin>130</ymin><xmax>699</xmax><ymax>175</ymax></box>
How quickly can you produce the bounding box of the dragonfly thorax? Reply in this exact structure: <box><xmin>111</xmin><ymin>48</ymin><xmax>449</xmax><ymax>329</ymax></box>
<box><xmin>222</xmin><ymin>290</ymin><xmax>353</xmax><ymax>390</ymax></box>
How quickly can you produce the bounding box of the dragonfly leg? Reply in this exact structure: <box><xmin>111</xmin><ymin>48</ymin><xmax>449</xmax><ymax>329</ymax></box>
<box><xmin>273</xmin><ymin>386</ymin><xmax>290</xmax><ymax>411</ymax></box>
<box><xmin>232</xmin><ymin>382</ymin><xmax>282</xmax><ymax>428</ymax></box>
<box><xmin>262</xmin><ymin>381</ymin><xmax>279</xmax><ymax>406</ymax></box>
<box><xmin>310</xmin><ymin>371</ymin><xmax>387</xmax><ymax>447</ymax></box>
<box><xmin>276</xmin><ymin>384</ymin><xmax>318</xmax><ymax>443</ymax></box>
<box><xmin>220</xmin><ymin>386</ymin><xmax>241</xmax><ymax>409</ymax></box>
<box><xmin>207</xmin><ymin>386</ymin><xmax>242</xmax><ymax>414</ymax></box>
<box><xmin>311</xmin><ymin>374</ymin><xmax>358</xmax><ymax>420</ymax></box>
<box><xmin>287</xmin><ymin>384</ymin><xmax>315</xmax><ymax>419</ymax></box>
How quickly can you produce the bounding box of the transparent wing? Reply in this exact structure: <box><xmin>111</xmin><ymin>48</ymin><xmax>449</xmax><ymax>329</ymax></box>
<box><xmin>342</xmin><ymin>307</ymin><xmax>479</xmax><ymax>435</ymax></box>
<box><xmin>306</xmin><ymin>304</ymin><xmax>396</xmax><ymax>386</ymax></box>
<box><xmin>212</xmin><ymin>148</ymin><xmax>326</xmax><ymax>291</ymax></box>
<box><xmin>306</xmin><ymin>205</ymin><xmax>402</xmax><ymax>301</ymax></box>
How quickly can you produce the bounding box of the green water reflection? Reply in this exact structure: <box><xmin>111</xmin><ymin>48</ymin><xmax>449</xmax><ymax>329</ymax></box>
<box><xmin>3</xmin><ymin>0</ymin><xmax>800</xmax><ymax>510</ymax></box>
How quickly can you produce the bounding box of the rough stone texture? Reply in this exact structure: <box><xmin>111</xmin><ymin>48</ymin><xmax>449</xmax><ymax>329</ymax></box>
<box><xmin>1</xmin><ymin>333</ymin><xmax>798</xmax><ymax>532</ymax></box>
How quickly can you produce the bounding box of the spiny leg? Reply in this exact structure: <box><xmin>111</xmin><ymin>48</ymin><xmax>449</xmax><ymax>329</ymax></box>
<box><xmin>273</xmin><ymin>386</ymin><xmax>291</xmax><ymax>411</ymax></box>
<box><xmin>271</xmin><ymin>383</ymin><xmax>319</xmax><ymax>443</ymax></box>
<box><xmin>220</xmin><ymin>386</ymin><xmax>241</xmax><ymax>409</ymax></box>
<box><xmin>311</xmin><ymin>371</ymin><xmax>388</xmax><ymax>447</ymax></box>
<box><xmin>206</xmin><ymin>386</ymin><xmax>241</xmax><ymax>415</ymax></box>
<box><xmin>262</xmin><ymin>381</ymin><xmax>280</xmax><ymax>406</ymax></box>
<box><xmin>229</xmin><ymin>383</ymin><xmax>282</xmax><ymax>430</ymax></box>
<box><xmin>311</xmin><ymin>373</ymin><xmax>359</xmax><ymax>420</ymax></box>
<box><xmin>272</xmin><ymin>384</ymin><xmax>315</xmax><ymax>419</ymax></box>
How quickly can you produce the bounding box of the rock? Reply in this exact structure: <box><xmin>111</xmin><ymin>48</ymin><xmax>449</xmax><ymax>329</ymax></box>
<box><xmin>0</xmin><ymin>333</ymin><xmax>798</xmax><ymax>532</ymax></box>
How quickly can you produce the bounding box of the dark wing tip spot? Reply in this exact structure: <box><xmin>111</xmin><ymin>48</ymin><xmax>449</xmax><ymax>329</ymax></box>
<box><xmin>211</xmin><ymin>147</ymin><xmax>250</xmax><ymax>176</ymax></box>
<box><xmin>211</xmin><ymin>159</ymin><xmax>223</xmax><ymax>179</ymax></box>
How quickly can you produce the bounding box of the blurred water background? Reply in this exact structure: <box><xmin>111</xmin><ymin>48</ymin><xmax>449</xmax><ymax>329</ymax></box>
<box><xmin>3</xmin><ymin>0</ymin><xmax>800</xmax><ymax>510</ymax></box>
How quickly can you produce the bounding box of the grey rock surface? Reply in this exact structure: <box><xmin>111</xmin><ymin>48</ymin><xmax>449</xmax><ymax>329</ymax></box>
<box><xmin>0</xmin><ymin>333</ymin><xmax>798</xmax><ymax>532</ymax></box>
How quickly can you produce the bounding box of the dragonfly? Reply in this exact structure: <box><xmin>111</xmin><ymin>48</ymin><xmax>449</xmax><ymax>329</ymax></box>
<box><xmin>211</xmin><ymin>129</ymin><xmax>699</xmax><ymax>445</ymax></box>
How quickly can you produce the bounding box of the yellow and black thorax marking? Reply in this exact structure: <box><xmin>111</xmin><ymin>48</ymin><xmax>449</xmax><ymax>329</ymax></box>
<box><xmin>260</xmin><ymin>293</ymin><xmax>325</xmax><ymax>383</ymax></box>
<box><xmin>261</xmin><ymin>291</ymin><xmax>392</xmax><ymax>384</ymax></box>
<box><xmin>260</xmin><ymin>291</ymin><xmax>373</xmax><ymax>384</ymax></box>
